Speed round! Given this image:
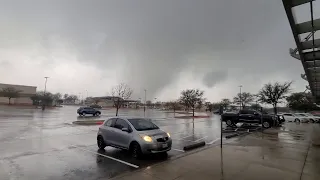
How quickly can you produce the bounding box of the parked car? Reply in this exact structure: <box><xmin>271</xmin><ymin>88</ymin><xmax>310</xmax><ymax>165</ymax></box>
<box><xmin>221</xmin><ymin>109</ymin><xmax>277</xmax><ymax>128</ymax></box>
<box><xmin>213</xmin><ymin>109</ymin><xmax>221</xmax><ymax>115</ymax></box>
<box><xmin>89</xmin><ymin>104</ymin><xmax>102</xmax><ymax>109</ymax></box>
<box><xmin>77</xmin><ymin>107</ymin><xmax>101</xmax><ymax>116</ymax></box>
<box><xmin>280</xmin><ymin>113</ymin><xmax>309</xmax><ymax>123</ymax></box>
<box><xmin>295</xmin><ymin>113</ymin><xmax>319</xmax><ymax>123</ymax></box>
<box><xmin>97</xmin><ymin>117</ymin><xmax>172</xmax><ymax>158</ymax></box>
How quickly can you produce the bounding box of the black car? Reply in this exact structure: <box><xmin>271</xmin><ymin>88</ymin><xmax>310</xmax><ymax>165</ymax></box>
<box><xmin>77</xmin><ymin>107</ymin><xmax>101</xmax><ymax>116</ymax></box>
<box><xmin>221</xmin><ymin>109</ymin><xmax>277</xmax><ymax>128</ymax></box>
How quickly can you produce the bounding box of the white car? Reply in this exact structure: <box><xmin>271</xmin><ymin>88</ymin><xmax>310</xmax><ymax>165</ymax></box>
<box><xmin>281</xmin><ymin>113</ymin><xmax>309</xmax><ymax>123</ymax></box>
<box><xmin>294</xmin><ymin>113</ymin><xmax>319</xmax><ymax>123</ymax></box>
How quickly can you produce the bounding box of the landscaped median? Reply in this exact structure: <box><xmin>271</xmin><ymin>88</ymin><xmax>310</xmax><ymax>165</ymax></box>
<box><xmin>72</xmin><ymin>119</ymin><xmax>105</xmax><ymax>125</ymax></box>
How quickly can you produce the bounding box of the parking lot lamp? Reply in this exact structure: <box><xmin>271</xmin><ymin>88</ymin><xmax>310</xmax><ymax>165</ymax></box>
<box><xmin>42</xmin><ymin>77</ymin><xmax>49</xmax><ymax>110</ymax></box>
<box><xmin>144</xmin><ymin>89</ymin><xmax>147</xmax><ymax>117</ymax></box>
<box><xmin>239</xmin><ymin>85</ymin><xmax>242</xmax><ymax>110</ymax></box>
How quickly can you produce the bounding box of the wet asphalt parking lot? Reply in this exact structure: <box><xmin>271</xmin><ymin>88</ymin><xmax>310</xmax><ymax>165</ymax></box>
<box><xmin>0</xmin><ymin>106</ymin><xmax>231</xmax><ymax>180</ymax></box>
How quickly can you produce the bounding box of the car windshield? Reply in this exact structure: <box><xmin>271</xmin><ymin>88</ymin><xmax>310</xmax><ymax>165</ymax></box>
<box><xmin>128</xmin><ymin>118</ymin><xmax>159</xmax><ymax>131</ymax></box>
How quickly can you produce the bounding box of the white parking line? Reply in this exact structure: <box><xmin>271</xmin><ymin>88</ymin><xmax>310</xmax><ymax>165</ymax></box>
<box><xmin>208</xmin><ymin>138</ymin><xmax>220</xmax><ymax>145</ymax></box>
<box><xmin>172</xmin><ymin>148</ymin><xmax>185</xmax><ymax>152</ymax></box>
<box><xmin>73</xmin><ymin>146</ymin><xmax>139</xmax><ymax>168</ymax></box>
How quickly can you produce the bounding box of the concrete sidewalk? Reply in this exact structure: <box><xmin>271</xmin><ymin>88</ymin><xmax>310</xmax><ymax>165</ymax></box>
<box><xmin>110</xmin><ymin>124</ymin><xmax>320</xmax><ymax>180</ymax></box>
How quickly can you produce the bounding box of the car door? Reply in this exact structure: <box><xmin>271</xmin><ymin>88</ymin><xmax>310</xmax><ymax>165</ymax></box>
<box><xmin>89</xmin><ymin>107</ymin><xmax>96</xmax><ymax>114</ymax></box>
<box><xmin>283</xmin><ymin>113</ymin><xmax>294</xmax><ymax>122</ymax></box>
<box><xmin>251</xmin><ymin>111</ymin><xmax>262</xmax><ymax>123</ymax></box>
<box><xmin>112</xmin><ymin>118</ymin><xmax>132</xmax><ymax>149</ymax></box>
<box><xmin>83</xmin><ymin>107</ymin><xmax>90</xmax><ymax>114</ymax></box>
<box><xmin>239</xmin><ymin>110</ymin><xmax>253</xmax><ymax>122</ymax></box>
<box><xmin>100</xmin><ymin>118</ymin><xmax>117</xmax><ymax>144</ymax></box>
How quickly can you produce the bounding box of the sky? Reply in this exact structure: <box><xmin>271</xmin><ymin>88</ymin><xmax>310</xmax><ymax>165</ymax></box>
<box><xmin>0</xmin><ymin>0</ymin><xmax>319</xmax><ymax>102</ymax></box>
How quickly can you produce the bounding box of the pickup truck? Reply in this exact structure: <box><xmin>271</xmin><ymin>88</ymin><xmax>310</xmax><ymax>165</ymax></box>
<box><xmin>221</xmin><ymin>109</ymin><xmax>277</xmax><ymax>128</ymax></box>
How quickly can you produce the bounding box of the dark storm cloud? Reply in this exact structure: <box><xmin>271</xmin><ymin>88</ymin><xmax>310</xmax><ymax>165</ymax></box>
<box><xmin>0</xmin><ymin>0</ymin><xmax>316</xmax><ymax>98</ymax></box>
<box><xmin>203</xmin><ymin>71</ymin><xmax>228</xmax><ymax>88</ymax></box>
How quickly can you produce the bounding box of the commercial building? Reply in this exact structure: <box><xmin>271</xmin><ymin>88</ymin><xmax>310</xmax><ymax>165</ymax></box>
<box><xmin>0</xmin><ymin>83</ymin><xmax>37</xmax><ymax>105</ymax></box>
<box><xmin>283</xmin><ymin>0</ymin><xmax>320</xmax><ymax>102</ymax></box>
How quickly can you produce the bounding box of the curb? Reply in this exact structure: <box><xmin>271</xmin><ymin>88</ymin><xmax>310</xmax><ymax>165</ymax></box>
<box><xmin>225</xmin><ymin>133</ymin><xmax>239</xmax><ymax>139</ymax></box>
<box><xmin>72</xmin><ymin>120</ymin><xmax>104</xmax><ymax>125</ymax></box>
<box><xmin>183</xmin><ymin>141</ymin><xmax>206</xmax><ymax>151</ymax></box>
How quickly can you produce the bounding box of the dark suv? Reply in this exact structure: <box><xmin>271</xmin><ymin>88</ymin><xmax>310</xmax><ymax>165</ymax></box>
<box><xmin>77</xmin><ymin>107</ymin><xmax>101</xmax><ymax>116</ymax></box>
<box><xmin>221</xmin><ymin>109</ymin><xmax>277</xmax><ymax>128</ymax></box>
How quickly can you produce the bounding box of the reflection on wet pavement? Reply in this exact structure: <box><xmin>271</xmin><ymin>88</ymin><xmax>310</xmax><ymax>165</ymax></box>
<box><xmin>0</xmin><ymin>105</ymin><xmax>224</xmax><ymax>180</ymax></box>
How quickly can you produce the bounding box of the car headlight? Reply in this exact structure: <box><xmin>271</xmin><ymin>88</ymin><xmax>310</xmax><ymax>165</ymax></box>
<box><xmin>140</xmin><ymin>135</ymin><xmax>153</xmax><ymax>142</ymax></box>
<box><xmin>167</xmin><ymin>132</ymin><xmax>171</xmax><ymax>138</ymax></box>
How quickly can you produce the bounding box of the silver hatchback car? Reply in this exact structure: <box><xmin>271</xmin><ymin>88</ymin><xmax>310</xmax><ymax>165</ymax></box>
<box><xmin>97</xmin><ymin>117</ymin><xmax>172</xmax><ymax>158</ymax></box>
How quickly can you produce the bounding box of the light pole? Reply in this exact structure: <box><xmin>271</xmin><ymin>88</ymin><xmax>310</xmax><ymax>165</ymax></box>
<box><xmin>144</xmin><ymin>89</ymin><xmax>147</xmax><ymax>117</ymax></box>
<box><xmin>154</xmin><ymin>98</ymin><xmax>157</xmax><ymax>109</ymax></box>
<box><xmin>44</xmin><ymin>77</ymin><xmax>49</xmax><ymax>94</ymax></box>
<box><xmin>239</xmin><ymin>85</ymin><xmax>242</xmax><ymax>110</ymax></box>
<box><xmin>42</xmin><ymin>77</ymin><xmax>49</xmax><ymax>110</ymax></box>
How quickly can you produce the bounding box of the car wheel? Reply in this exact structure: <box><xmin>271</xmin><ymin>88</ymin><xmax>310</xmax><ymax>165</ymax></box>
<box><xmin>294</xmin><ymin>118</ymin><xmax>300</xmax><ymax>123</ymax></box>
<box><xmin>226</xmin><ymin>120</ymin><xmax>233</xmax><ymax>127</ymax></box>
<box><xmin>82</xmin><ymin>112</ymin><xmax>86</xmax><ymax>116</ymax></box>
<box><xmin>130</xmin><ymin>142</ymin><xmax>142</xmax><ymax>159</ymax></box>
<box><xmin>262</xmin><ymin>121</ymin><xmax>270</xmax><ymax>128</ymax></box>
<box><xmin>95</xmin><ymin>112</ymin><xmax>101</xmax><ymax>116</ymax></box>
<box><xmin>310</xmin><ymin>119</ymin><xmax>315</xmax><ymax>123</ymax></box>
<box><xmin>97</xmin><ymin>136</ymin><xmax>106</xmax><ymax>150</ymax></box>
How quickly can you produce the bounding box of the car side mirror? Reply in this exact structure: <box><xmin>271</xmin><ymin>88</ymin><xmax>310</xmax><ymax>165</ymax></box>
<box><xmin>122</xmin><ymin>128</ymin><xmax>130</xmax><ymax>133</ymax></box>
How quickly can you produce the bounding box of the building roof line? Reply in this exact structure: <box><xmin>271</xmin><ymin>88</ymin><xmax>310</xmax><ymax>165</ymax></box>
<box><xmin>0</xmin><ymin>83</ymin><xmax>37</xmax><ymax>88</ymax></box>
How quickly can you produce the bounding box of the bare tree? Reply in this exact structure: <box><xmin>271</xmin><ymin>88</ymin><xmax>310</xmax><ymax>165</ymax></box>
<box><xmin>233</xmin><ymin>92</ymin><xmax>254</xmax><ymax>109</ymax></box>
<box><xmin>179</xmin><ymin>89</ymin><xmax>204</xmax><ymax>117</ymax></box>
<box><xmin>166</xmin><ymin>101</ymin><xmax>180</xmax><ymax>115</ymax></box>
<box><xmin>93</xmin><ymin>98</ymin><xmax>101</xmax><ymax>105</ymax></box>
<box><xmin>0</xmin><ymin>87</ymin><xmax>21</xmax><ymax>105</ymax></box>
<box><xmin>257</xmin><ymin>81</ymin><xmax>292</xmax><ymax>115</ymax></box>
<box><xmin>220</xmin><ymin>98</ymin><xmax>231</xmax><ymax>110</ymax></box>
<box><xmin>111</xmin><ymin>83</ymin><xmax>133</xmax><ymax>116</ymax></box>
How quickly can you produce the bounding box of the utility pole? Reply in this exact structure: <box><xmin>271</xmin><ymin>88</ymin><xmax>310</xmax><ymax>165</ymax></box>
<box><xmin>239</xmin><ymin>85</ymin><xmax>242</xmax><ymax>110</ymax></box>
<box><xmin>144</xmin><ymin>89</ymin><xmax>147</xmax><ymax>117</ymax></box>
<box><xmin>42</xmin><ymin>77</ymin><xmax>49</xmax><ymax>111</ymax></box>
